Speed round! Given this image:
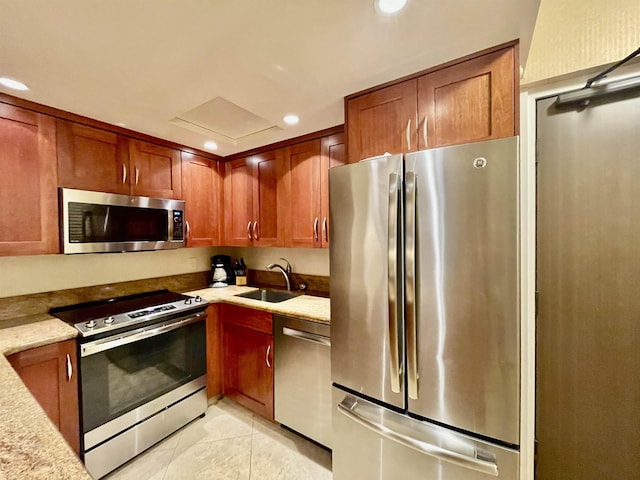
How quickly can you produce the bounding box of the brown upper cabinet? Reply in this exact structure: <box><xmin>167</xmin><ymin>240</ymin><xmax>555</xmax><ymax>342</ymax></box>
<box><xmin>57</xmin><ymin>120</ymin><xmax>130</xmax><ymax>194</ymax></box>
<box><xmin>0</xmin><ymin>103</ymin><xmax>59</xmax><ymax>256</ymax></box>
<box><xmin>128</xmin><ymin>139</ymin><xmax>182</xmax><ymax>199</ymax></box>
<box><xmin>285</xmin><ymin>139</ymin><xmax>322</xmax><ymax>248</ymax></box>
<box><xmin>285</xmin><ymin>134</ymin><xmax>345</xmax><ymax>248</ymax></box>
<box><xmin>57</xmin><ymin>120</ymin><xmax>182</xmax><ymax>199</ymax></box>
<box><xmin>347</xmin><ymin>81</ymin><xmax>418</xmax><ymax>162</ymax></box>
<box><xmin>181</xmin><ymin>152</ymin><xmax>222</xmax><ymax>247</ymax></box>
<box><xmin>223</xmin><ymin>149</ymin><xmax>286</xmax><ymax>247</ymax></box>
<box><xmin>346</xmin><ymin>43</ymin><xmax>517</xmax><ymax>162</ymax></box>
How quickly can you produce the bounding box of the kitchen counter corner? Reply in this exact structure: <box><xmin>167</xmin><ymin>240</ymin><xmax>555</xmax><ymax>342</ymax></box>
<box><xmin>0</xmin><ymin>317</ymin><xmax>92</xmax><ymax>480</ymax></box>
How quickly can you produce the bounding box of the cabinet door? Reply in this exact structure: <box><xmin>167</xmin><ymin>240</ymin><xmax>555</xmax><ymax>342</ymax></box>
<box><xmin>223</xmin><ymin>157</ymin><xmax>253</xmax><ymax>246</ymax></box>
<box><xmin>417</xmin><ymin>46</ymin><xmax>516</xmax><ymax>149</ymax></box>
<box><xmin>252</xmin><ymin>149</ymin><xmax>285</xmax><ymax>247</ymax></box>
<box><xmin>0</xmin><ymin>103</ymin><xmax>59</xmax><ymax>256</ymax></box>
<box><xmin>129</xmin><ymin>139</ymin><xmax>182</xmax><ymax>198</ymax></box>
<box><xmin>181</xmin><ymin>152</ymin><xmax>221</xmax><ymax>247</ymax></box>
<box><xmin>8</xmin><ymin>340</ymin><xmax>80</xmax><ymax>454</ymax></box>
<box><xmin>346</xmin><ymin>80</ymin><xmax>417</xmax><ymax>163</ymax></box>
<box><xmin>57</xmin><ymin>120</ymin><xmax>130</xmax><ymax>194</ymax></box>
<box><xmin>222</xmin><ymin>322</ymin><xmax>274</xmax><ymax>420</ymax></box>
<box><xmin>320</xmin><ymin>133</ymin><xmax>345</xmax><ymax>248</ymax></box>
<box><xmin>286</xmin><ymin>139</ymin><xmax>322</xmax><ymax>248</ymax></box>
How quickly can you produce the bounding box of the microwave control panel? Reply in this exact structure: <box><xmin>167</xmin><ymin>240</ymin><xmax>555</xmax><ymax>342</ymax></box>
<box><xmin>172</xmin><ymin>211</ymin><xmax>184</xmax><ymax>240</ymax></box>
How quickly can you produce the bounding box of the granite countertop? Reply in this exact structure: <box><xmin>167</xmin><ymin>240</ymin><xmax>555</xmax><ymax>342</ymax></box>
<box><xmin>188</xmin><ymin>285</ymin><xmax>331</xmax><ymax>324</ymax></box>
<box><xmin>0</xmin><ymin>287</ymin><xmax>329</xmax><ymax>479</ymax></box>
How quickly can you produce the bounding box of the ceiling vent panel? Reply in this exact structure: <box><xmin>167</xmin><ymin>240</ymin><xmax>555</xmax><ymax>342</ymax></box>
<box><xmin>172</xmin><ymin>97</ymin><xmax>278</xmax><ymax>140</ymax></box>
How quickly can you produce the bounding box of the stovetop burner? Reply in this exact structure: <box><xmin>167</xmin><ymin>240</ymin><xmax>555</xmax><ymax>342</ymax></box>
<box><xmin>50</xmin><ymin>289</ymin><xmax>207</xmax><ymax>338</ymax></box>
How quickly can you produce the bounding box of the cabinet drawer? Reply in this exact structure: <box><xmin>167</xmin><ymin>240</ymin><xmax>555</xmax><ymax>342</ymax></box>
<box><xmin>220</xmin><ymin>304</ymin><xmax>273</xmax><ymax>335</ymax></box>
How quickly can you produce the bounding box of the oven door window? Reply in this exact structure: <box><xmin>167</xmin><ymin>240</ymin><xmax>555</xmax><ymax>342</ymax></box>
<box><xmin>80</xmin><ymin>320</ymin><xmax>206</xmax><ymax>433</ymax></box>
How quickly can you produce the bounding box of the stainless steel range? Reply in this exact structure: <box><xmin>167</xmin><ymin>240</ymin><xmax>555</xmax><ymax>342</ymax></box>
<box><xmin>51</xmin><ymin>290</ymin><xmax>208</xmax><ymax>479</ymax></box>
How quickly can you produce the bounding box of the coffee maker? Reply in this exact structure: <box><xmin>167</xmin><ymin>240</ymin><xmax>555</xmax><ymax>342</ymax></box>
<box><xmin>210</xmin><ymin>255</ymin><xmax>235</xmax><ymax>287</ymax></box>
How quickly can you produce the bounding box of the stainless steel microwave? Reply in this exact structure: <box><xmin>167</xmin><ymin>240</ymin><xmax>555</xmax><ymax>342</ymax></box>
<box><xmin>60</xmin><ymin>188</ymin><xmax>185</xmax><ymax>254</ymax></box>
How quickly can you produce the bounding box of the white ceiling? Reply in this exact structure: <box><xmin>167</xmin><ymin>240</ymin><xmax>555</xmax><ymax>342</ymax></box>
<box><xmin>0</xmin><ymin>0</ymin><xmax>541</xmax><ymax>157</ymax></box>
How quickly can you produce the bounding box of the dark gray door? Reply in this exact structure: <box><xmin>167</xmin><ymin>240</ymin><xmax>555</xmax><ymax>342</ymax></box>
<box><xmin>536</xmin><ymin>89</ymin><xmax>640</xmax><ymax>479</ymax></box>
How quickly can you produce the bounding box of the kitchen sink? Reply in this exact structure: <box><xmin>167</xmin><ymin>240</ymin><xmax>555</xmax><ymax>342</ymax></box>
<box><xmin>235</xmin><ymin>289</ymin><xmax>301</xmax><ymax>303</ymax></box>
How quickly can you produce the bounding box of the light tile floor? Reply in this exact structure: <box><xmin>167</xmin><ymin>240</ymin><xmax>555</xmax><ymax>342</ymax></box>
<box><xmin>104</xmin><ymin>397</ymin><xmax>332</xmax><ymax>480</ymax></box>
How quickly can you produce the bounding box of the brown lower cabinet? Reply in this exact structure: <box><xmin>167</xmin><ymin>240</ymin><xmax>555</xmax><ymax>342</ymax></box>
<box><xmin>221</xmin><ymin>304</ymin><xmax>274</xmax><ymax>420</ymax></box>
<box><xmin>8</xmin><ymin>339</ymin><xmax>80</xmax><ymax>454</ymax></box>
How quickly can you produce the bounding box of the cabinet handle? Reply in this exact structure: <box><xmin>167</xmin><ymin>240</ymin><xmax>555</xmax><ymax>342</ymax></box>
<box><xmin>406</xmin><ymin>119</ymin><xmax>411</xmax><ymax>151</ymax></box>
<box><xmin>253</xmin><ymin>221</ymin><xmax>258</xmax><ymax>241</ymax></box>
<box><xmin>266</xmin><ymin>344</ymin><xmax>272</xmax><ymax>368</ymax></box>
<box><xmin>423</xmin><ymin>116</ymin><xmax>428</xmax><ymax>147</ymax></box>
<box><xmin>185</xmin><ymin>221</ymin><xmax>190</xmax><ymax>242</ymax></box>
<box><xmin>135</xmin><ymin>167</ymin><xmax>140</xmax><ymax>185</ymax></box>
<box><xmin>66</xmin><ymin>354</ymin><xmax>73</xmax><ymax>382</ymax></box>
<box><xmin>247</xmin><ymin>221</ymin><xmax>253</xmax><ymax>240</ymax></box>
<box><xmin>314</xmin><ymin>217</ymin><xmax>319</xmax><ymax>242</ymax></box>
<box><xmin>322</xmin><ymin>217</ymin><xmax>328</xmax><ymax>243</ymax></box>
<box><xmin>122</xmin><ymin>164</ymin><xmax>127</xmax><ymax>184</ymax></box>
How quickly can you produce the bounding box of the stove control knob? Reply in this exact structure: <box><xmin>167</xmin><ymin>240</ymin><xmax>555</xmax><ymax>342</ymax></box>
<box><xmin>195</xmin><ymin>296</ymin><xmax>203</xmax><ymax>302</ymax></box>
<box><xmin>85</xmin><ymin>319</ymin><xmax>97</xmax><ymax>329</ymax></box>
<box><xmin>185</xmin><ymin>298</ymin><xmax>193</xmax><ymax>305</ymax></box>
<box><xmin>104</xmin><ymin>316</ymin><xmax>115</xmax><ymax>325</ymax></box>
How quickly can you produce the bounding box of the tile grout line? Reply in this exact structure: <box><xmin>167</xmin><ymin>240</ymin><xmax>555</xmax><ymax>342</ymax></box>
<box><xmin>248</xmin><ymin>412</ymin><xmax>256</xmax><ymax>480</ymax></box>
<box><xmin>160</xmin><ymin>426</ymin><xmax>184</xmax><ymax>480</ymax></box>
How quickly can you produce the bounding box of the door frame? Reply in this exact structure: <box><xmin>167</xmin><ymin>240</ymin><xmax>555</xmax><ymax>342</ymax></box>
<box><xmin>518</xmin><ymin>62</ymin><xmax>640</xmax><ymax>480</ymax></box>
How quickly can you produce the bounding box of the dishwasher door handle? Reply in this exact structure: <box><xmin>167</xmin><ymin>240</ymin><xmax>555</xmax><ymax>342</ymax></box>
<box><xmin>282</xmin><ymin>327</ymin><xmax>331</xmax><ymax>347</ymax></box>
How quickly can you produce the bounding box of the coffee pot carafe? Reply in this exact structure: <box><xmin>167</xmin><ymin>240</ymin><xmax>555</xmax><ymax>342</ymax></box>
<box><xmin>210</xmin><ymin>255</ymin><xmax>235</xmax><ymax>287</ymax></box>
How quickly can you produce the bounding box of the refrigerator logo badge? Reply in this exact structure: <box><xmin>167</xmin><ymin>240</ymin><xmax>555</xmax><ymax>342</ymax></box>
<box><xmin>473</xmin><ymin>157</ymin><xmax>487</xmax><ymax>169</ymax></box>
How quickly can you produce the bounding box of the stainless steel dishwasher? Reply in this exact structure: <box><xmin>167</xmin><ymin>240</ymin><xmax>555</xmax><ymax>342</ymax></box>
<box><xmin>274</xmin><ymin>315</ymin><xmax>332</xmax><ymax>449</ymax></box>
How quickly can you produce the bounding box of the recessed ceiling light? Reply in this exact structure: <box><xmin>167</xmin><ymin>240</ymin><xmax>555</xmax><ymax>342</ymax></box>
<box><xmin>0</xmin><ymin>77</ymin><xmax>29</xmax><ymax>91</ymax></box>
<box><xmin>204</xmin><ymin>141</ymin><xmax>218</xmax><ymax>150</ymax></box>
<box><xmin>375</xmin><ymin>0</ymin><xmax>408</xmax><ymax>14</ymax></box>
<box><xmin>283</xmin><ymin>114</ymin><xmax>299</xmax><ymax>125</ymax></box>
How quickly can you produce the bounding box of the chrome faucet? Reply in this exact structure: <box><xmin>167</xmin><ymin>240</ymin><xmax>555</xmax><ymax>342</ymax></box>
<box><xmin>266</xmin><ymin>257</ymin><xmax>292</xmax><ymax>291</ymax></box>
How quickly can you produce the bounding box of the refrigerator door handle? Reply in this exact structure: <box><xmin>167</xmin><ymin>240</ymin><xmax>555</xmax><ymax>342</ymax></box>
<box><xmin>337</xmin><ymin>397</ymin><xmax>499</xmax><ymax>477</ymax></box>
<box><xmin>405</xmin><ymin>170</ymin><xmax>419</xmax><ymax>399</ymax></box>
<box><xmin>387</xmin><ymin>172</ymin><xmax>402</xmax><ymax>394</ymax></box>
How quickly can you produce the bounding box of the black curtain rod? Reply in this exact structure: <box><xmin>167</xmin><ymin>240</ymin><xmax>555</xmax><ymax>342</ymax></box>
<box><xmin>584</xmin><ymin>46</ymin><xmax>640</xmax><ymax>88</ymax></box>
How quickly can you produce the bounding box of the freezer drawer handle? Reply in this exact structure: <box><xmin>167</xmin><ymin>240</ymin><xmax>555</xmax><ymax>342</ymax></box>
<box><xmin>282</xmin><ymin>327</ymin><xmax>331</xmax><ymax>347</ymax></box>
<box><xmin>337</xmin><ymin>397</ymin><xmax>499</xmax><ymax>476</ymax></box>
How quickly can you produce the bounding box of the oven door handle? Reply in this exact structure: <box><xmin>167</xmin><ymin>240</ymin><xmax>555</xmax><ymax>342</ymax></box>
<box><xmin>80</xmin><ymin>311</ymin><xmax>206</xmax><ymax>357</ymax></box>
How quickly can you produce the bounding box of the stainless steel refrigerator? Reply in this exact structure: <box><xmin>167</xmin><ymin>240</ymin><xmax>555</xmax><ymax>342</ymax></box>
<box><xmin>329</xmin><ymin>136</ymin><xmax>520</xmax><ymax>479</ymax></box>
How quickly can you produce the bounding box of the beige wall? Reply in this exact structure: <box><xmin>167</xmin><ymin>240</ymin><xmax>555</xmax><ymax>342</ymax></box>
<box><xmin>522</xmin><ymin>0</ymin><xmax>640</xmax><ymax>85</ymax></box>
<box><xmin>0</xmin><ymin>246</ymin><xmax>329</xmax><ymax>299</ymax></box>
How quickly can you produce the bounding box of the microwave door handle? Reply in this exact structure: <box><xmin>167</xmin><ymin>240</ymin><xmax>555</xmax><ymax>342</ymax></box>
<box><xmin>387</xmin><ymin>172</ymin><xmax>401</xmax><ymax>394</ymax></box>
<box><xmin>103</xmin><ymin>207</ymin><xmax>110</xmax><ymax>235</ymax></box>
<box><xmin>83</xmin><ymin>212</ymin><xmax>92</xmax><ymax>239</ymax></box>
<box><xmin>405</xmin><ymin>170</ymin><xmax>419</xmax><ymax>400</ymax></box>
